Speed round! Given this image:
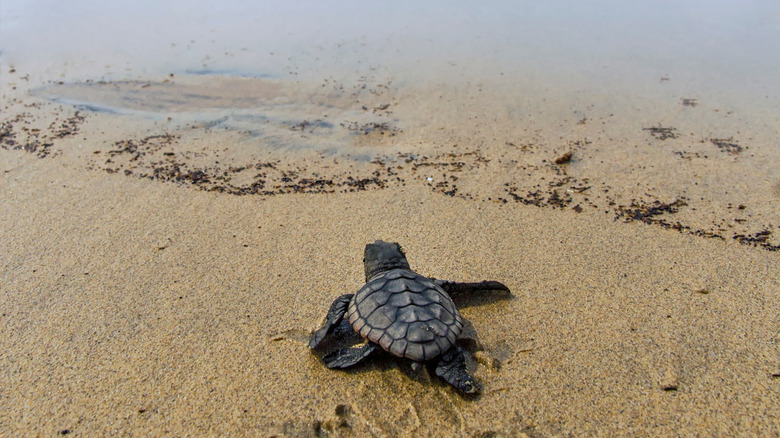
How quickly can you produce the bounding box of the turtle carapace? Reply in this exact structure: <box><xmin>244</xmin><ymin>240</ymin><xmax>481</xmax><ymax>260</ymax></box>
<box><xmin>309</xmin><ymin>240</ymin><xmax>510</xmax><ymax>394</ymax></box>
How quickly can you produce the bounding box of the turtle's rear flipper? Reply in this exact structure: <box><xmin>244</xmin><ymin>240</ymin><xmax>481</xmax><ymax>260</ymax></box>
<box><xmin>434</xmin><ymin>346</ymin><xmax>479</xmax><ymax>394</ymax></box>
<box><xmin>323</xmin><ymin>342</ymin><xmax>377</xmax><ymax>368</ymax></box>
<box><xmin>309</xmin><ymin>294</ymin><xmax>354</xmax><ymax>349</ymax></box>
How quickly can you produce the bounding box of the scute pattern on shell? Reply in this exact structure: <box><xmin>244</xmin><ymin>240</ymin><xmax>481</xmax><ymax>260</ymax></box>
<box><xmin>347</xmin><ymin>268</ymin><xmax>464</xmax><ymax>361</ymax></box>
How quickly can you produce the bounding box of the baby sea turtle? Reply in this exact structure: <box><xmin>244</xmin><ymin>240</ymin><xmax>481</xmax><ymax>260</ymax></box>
<box><xmin>309</xmin><ymin>240</ymin><xmax>510</xmax><ymax>393</ymax></box>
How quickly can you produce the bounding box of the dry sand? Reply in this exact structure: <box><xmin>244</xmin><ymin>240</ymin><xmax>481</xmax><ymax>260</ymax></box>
<box><xmin>1</xmin><ymin>67</ymin><xmax>779</xmax><ymax>437</ymax></box>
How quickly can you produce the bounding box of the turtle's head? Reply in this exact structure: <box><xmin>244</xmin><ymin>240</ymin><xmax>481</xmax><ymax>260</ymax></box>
<box><xmin>363</xmin><ymin>240</ymin><xmax>410</xmax><ymax>281</ymax></box>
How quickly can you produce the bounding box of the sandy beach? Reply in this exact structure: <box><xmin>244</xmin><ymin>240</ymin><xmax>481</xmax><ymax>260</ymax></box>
<box><xmin>2</xmin><ymin>1</ymin><xmax>779</xmax><ymax>436</ymax></box>
<box><xmin>2</xmin><ymin>79</ymin><xmax>779</xmax><ymax>436</ymax></box>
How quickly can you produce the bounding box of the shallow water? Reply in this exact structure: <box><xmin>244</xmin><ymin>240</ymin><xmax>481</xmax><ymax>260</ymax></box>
<box><xmin>3</xmin><ymin>0</ymin><xmax>779</xmax><ymax>100</ymax></box>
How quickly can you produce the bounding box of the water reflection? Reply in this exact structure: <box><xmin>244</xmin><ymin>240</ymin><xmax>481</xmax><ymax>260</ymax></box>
<box><xmin>2</xmin><ymin>0</ymin><xmax>778</xmax><ymax>100</ymax></box>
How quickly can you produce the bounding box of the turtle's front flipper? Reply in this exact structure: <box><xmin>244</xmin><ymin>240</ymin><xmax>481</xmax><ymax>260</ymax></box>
<box><xmin>308</xmin><ymin>294</ymin><xmax>354</xmax><ymax>348</ymax></box>
<box><xmin>435</xmin><ymin>280</ymin><xmax>510</xmax><ymax>294</ymax></box>
<box><xmin>434</xmin><ymin>346</ymin><xmax>479</xmax><ymax>394</ymax></box>
<box><xmin>323</xmin><ymin>342</ymin><xmax>378</xmax><ymax>368</ymax></box>
<box><xmin>435</xmin><ymin>280</ymin><xmax>510</xmax><ymax>308</ymax></box>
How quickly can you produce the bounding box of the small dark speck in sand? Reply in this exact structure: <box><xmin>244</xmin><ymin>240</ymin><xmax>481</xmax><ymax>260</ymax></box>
<box><xmin>663</xmin><ymin>384</ymin><xmax>678</xmax><ymax>392</ymax></box>
<box><xmin>335</xmin><ymin>404</ymin><xmax>352</xmax><ymax>417</ymax></box>
<box><xmin>554</xmin><ymin>151</ymin><xmax>573</xmax><ymax>164</ymax></box>
<box><xmin>681</xmin><ymin>98</ymin><xmax>698</xmax><ymax>107</ymax></box>
<box><xmin>473</xmin><ymin>431</ymin><xmax>500</xmax><ymax>438</ymax></box>
<box><xmin>59</xmin><ymin>430</ymin><xmax>71</xmax><ymax>435</ymax></box>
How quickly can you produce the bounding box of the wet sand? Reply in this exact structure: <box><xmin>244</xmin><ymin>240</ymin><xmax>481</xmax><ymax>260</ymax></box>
<box><xmin>2</xmin><ymin>1</ymin><xmax>780</xmax><ymax>435</ymax></box>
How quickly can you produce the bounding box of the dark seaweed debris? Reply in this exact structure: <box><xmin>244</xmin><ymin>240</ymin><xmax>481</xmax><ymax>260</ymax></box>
<box><xmin>98</xmin><ymin>134</ymin><xmax>390</xmax><ymax>195</ymax></box>
<box><xmin>504</xmin><ymin>179</ymin><xmax>578</xmax><ymax>210</ymax></box>
<box><xmin>614</xmin><ymin>198</ymin><xmax>727</xmax><ymax>241</ymax></box>
<box><xmin>0</xmin><ymin>111</ymin><xmax>86</xmax><ymax>158</ymax></box>
<box><xmin>340</xmin><ymin>121</ymin><xmax>400</xmax><ymax>136</ymax></box>
<box><xmin>50</xmin><ymin>111</ymin><xmax>86</xmax><ymax>139</ymax></box>
<box><xmin>288</xmin><ymin>119</ymin><xmax>333</xmax><ymax>133</ymax></box>
<box><xmin>108</xmin><ymin>134</ymin><xmax>178</xmax><ymax>161</ymax></box>
<box><xmin>3</xmin><ymin>101</ymin><xmax>777</xmax><ymax>254</ymax></box>
<box><xmin>733</xmin><ymin>230</ymin><xmax>780</xmax><ymax>251</ymax></box>
<box><xmin>673</xmin><ymin>151</ymin><xmax>705</xmax><ymax>160</ymax></box>
<box><xmin>710</xmin><ymin>138</ymin><xmax>745</xmax><ymax>155</ymax></box>
<box><xmin>643</xmin><ymin>125</ymin><xmax>678</xmax><ymax>141</ymax></box>
<box><xmin>0</xmin><ymin>120</ymin><xmax>17</xmax><ymax>148</ymax></box>
<box><xmin>615</xmin><ymin>199</ymin><xmax>688</xmax><ymax>223</ymax></box>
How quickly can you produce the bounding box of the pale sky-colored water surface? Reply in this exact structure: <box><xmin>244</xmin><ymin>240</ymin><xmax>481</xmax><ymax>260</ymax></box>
<box><xmin>2</xmin><ymin>0</ymin><xmax>779</xmax><ymax>96</ymax></box>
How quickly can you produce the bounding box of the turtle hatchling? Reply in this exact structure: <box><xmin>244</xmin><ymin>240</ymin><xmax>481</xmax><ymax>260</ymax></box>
<box><xmin>309</xmin><ymin>240</ymin><xmax>510</xmax><ymax>394</ymax></box>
